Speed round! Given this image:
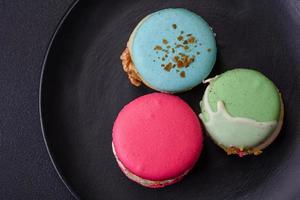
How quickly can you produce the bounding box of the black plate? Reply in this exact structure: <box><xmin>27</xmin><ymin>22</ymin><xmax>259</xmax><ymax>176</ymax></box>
<box><xmin>40</xmin><ymin>1</ymin><xmax>300</xmax><ymax>199</ymax></box>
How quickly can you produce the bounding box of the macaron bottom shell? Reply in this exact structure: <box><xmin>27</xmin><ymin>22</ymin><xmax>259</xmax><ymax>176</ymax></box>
<box><xmin>112</xmin><ymin>143</ymin><xmax>188</xmax><ymax>188</ymax></box>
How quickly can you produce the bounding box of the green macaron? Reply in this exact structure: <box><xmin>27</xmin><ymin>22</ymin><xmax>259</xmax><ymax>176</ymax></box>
<box><xmin>199</xmin><ymin>68</ymin><xmax>284</xmax><ymax>156</ymax></box>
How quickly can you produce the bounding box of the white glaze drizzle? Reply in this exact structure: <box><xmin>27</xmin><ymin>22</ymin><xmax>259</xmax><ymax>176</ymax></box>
<box><xmin>199</xmin><ymin>84</ymin><xmax>278</xmax><ymax>148</ymax></box>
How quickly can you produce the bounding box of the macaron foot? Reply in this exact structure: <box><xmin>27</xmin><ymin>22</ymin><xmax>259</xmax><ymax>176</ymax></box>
<box><xmin>224</xmin><ymin>146</ymin><xmax>263</xmax><ymax>157</ymax></box>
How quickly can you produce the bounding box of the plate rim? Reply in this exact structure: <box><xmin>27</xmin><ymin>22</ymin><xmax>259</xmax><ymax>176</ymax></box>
<box><xmin>39</xmin><ymin>0</ymin><xmax>80</xmax><ymax>199</ymax></box>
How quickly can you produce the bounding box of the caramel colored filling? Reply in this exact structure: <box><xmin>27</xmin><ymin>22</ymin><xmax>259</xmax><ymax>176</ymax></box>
<box><xmin>120</xmin><ymin>47</ymin><xmax>142</xmax><ymax>87</ymax></box>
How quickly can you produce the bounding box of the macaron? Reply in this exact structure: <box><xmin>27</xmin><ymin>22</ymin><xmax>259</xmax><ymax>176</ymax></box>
<box><xmin>199</xmin><ymin>69</ymin><xmax>284</xmax><ymax>157</ymax></box>
<box><xmin>112</xmin><ymin>93</ymin><xmax>203</xmax><ymax>188</ymax></box>
<box><xmin>121</xmin><ymin>8</ymin><xmax>216</xmax><ymax>93</ymax></box>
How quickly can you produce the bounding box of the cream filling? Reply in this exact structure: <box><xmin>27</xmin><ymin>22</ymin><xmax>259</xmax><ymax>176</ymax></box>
<box><xmin>112</xmin><ymin>143</ymin><xmax>188</xmax><ymax>187</ymax></box>
<box><xmin>120</xmin><ymin>48</ymin><xmax>142</xmax><ymax>86</ymax></box>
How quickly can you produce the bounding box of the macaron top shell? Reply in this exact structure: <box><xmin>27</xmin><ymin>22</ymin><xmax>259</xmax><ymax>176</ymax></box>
<box><xmin>130</xmin><ymin>8</ymin><xmax>216</xmax><ymax>93</ymax></box>
<box><xmin>201</xmin><ymin>69</ymin><xmax>281</xmax><ymax>122</ymax></box>
<box><xmin>113</xmin><ymin>93</ymin><xmax>203</xmax><ymax>181</ymax></box>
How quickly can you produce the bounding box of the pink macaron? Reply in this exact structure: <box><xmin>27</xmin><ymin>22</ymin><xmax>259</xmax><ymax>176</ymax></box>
<box><xmin>112</xmin><ymin>93</ymin><xmax>203</xmax><ymax>188</ymax></box>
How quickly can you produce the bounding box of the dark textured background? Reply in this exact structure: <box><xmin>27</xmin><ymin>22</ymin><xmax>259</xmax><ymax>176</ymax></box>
<box><xmin>0</xmin><ymin>0</ymin><xmax>74</xmax><ymax>199</ymax></box>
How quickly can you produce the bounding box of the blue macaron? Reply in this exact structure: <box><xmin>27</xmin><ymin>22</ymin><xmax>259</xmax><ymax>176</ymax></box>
<box><xmin>121</xmin><ymin>8</ymin><xmax>217</xmax><ymax>93</ymax></box>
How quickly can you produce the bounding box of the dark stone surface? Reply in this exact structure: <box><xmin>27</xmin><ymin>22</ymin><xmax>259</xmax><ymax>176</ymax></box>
<box><xmin>0</xmin><ymin>0</ymin><xmax>74</xmax><ymax>199</ymax></box>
